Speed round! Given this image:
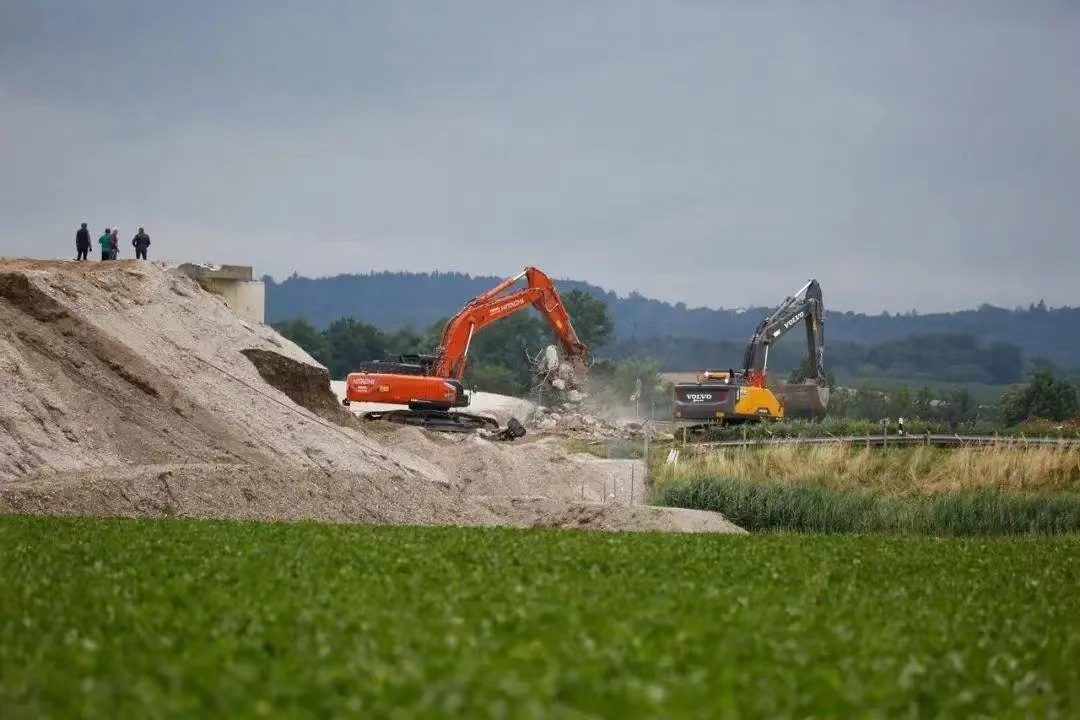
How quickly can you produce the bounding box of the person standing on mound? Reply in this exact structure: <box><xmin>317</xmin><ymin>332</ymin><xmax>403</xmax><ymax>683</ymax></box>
<box><xmin>98</xmin><ymin>228</ymin><xmax>113</xmax><ymax>261</ymax></box>
<box><xmin>132</xmin><ymin>227</ymin><xmax>151</xmax><ymax>260</ymax></box>
<box><xmin>75</xmin><ymin>222</ymin><xmax>91</xmax><ymax>261</ymax></box>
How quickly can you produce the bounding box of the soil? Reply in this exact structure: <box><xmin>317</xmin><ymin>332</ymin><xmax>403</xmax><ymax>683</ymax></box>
<box><xmin>0</xmin><ymin>259</ymin><xmax>744</xmax><ymax>535</ymax></box>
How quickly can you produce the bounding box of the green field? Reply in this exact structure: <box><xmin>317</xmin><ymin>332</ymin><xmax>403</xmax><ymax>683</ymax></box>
<box><xmin>841</xmin><ymin>376</ymin><xmax>1011</xmax><ymax>404</ymax></box>
<box><xmin>2</xmin><ymin>516</ymin><xmax>1079</xmax><ymax>718</ymax></box>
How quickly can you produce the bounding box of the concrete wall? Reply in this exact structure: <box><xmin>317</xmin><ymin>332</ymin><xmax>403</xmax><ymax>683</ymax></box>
<box><xmin>201</xmin><ymin>278</ymin><xmax>265</xmax><ymax>324</ymax></box>
<box><xmin>173</xmin><ymin>263</ymin><xmax>265</xmax><ymax>324</ymax></box>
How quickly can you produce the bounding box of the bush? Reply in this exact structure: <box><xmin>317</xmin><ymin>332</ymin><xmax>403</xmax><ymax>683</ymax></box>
<box><xmin>658</xmin><ymin>476</ymin><xmax>1080</xmax><ymax>536</ymax></box>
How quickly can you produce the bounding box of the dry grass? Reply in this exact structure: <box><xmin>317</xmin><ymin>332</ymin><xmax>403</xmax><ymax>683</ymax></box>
<box><xmin>659</xmin><ymin>441</ymin><xmax>1080</xmax><ymax>496</ymax></box>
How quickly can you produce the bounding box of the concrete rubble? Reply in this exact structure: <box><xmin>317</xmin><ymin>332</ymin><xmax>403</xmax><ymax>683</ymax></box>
<box><xmin>534</xmin><ymin>344</ymin><xmax>587</xmax><ymax>394</ymax></box>
<box><xmin>529</xmin><ymin>404</ymin><xmax>675</xmax><ymax>442</ymax></box>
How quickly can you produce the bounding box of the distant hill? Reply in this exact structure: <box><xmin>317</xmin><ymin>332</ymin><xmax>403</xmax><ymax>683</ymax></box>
<box><xmin>264</xmin><ymin>271</ymin><xmax>1080</xmax><ymax>369</ymax></box>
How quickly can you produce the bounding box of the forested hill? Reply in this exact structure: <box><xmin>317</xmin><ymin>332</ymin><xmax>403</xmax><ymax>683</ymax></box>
<box><xmin>263</xmin><ymin>271</ymin><xmax>1080</xmax><ymax>368</ymax></box>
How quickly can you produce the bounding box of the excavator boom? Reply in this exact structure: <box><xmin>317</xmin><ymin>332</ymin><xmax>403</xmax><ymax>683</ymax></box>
<box><xmin>433</xmin><ymin>267</ymin><xmax>588</xmax><ymax>381</ymax></box>
<box><xmin>342</xmin><ymin>266</ymin><xmax>589</xmax><ymax>435</ymax></box>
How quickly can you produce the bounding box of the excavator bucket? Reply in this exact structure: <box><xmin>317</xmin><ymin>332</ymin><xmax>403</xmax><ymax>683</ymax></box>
<box><xmin>781</xmin><ymin>382</ymin><xmax>830</xmax><ymax>420</ymax></box>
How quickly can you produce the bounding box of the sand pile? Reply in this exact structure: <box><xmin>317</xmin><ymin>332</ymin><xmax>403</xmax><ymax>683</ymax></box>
<box><xmin>384</xmin><ymin>426</ymin><xmax>744</xmax><ymax>533</ymax></box>
<box><xmin>0</xmin><ymin>259</ymin><xmax>489</xmax><ymax>525</ymax></box>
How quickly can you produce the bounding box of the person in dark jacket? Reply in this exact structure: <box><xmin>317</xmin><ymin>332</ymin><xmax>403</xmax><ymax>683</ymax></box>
<box><xmin>75</xmin><ymin>222</ymin><xmax>91</xmax><ymax>261</ymax></box>
<box><xmin>132</xmin><ymin>227</ymin><xmax>151</xmax><ymax>260</ymax></box>
<box><xmin>99</xmin><ymin>228</ymin><xmax>113</xmax><ymax>261</ymax></box>
<box><xmin>110</xmin><ymin>228</ymin><xmax>120</xmax><ymax>259</ymax></box>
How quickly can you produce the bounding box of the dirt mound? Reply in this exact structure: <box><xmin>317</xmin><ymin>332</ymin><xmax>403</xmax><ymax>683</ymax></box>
<box><xmin>0</xmin><ymin>259</ymin><xmax>743</xmax><ymax>535</ymax></box>
<box><xmin>0</xmin><ymin>259</ymin><xmax>487</xmax><ymax>525</ymax></box>
<box><xmin>1</xmin><ymin>463</ymin><xmax>471</xmax><ymax>526</ymax></box>
<box><xmin>242</xmin><ymin>348</ymin><xmax>358</xmax><ymax>428</ymax></box>
<box><xmin>540</xmin><ymin>504</ymin><xmax>747</xmax><ymax>533</ymax></box>
<box><xmin>387</xmin><ymin>427</ymin><xmax>648</xmax><ymax>503</ymax></box>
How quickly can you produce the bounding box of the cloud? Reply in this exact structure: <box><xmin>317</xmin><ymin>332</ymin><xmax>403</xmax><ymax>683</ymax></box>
<box><xmin>1</xmin><ymin>0</ymin><xmax>1078</xmax><ymax>313</ymax></box>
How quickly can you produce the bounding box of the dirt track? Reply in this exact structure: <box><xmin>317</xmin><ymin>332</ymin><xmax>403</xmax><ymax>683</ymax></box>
<box><xmin>0</xmin><ymin>259</ymin><xmax>744</xmax><ymax>535</ymax></box>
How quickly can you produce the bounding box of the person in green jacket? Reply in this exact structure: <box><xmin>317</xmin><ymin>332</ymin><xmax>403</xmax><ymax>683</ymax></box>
<box><xmin>99</xmin><ymin>228</ymin><xmax>113</xmax><ymax>261</ymax></box>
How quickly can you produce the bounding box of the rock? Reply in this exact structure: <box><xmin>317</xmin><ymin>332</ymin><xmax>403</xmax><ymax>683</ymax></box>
<box><xmin>541</xmin><ymin>345</ymin><xmax>560</xmax><ymax>373</ymax></box>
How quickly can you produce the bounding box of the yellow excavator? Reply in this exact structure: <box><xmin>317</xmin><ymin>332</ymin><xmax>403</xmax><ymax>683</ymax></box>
<box><xmin>672</xmin><ymin>279</ymin><xmax>829</xmax><ymax>426</ymax></box>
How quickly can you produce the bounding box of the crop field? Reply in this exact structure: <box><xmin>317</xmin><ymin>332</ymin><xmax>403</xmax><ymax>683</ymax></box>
<box><xmin>2</xmin><ymin>516</ymin><xmax>1079</xmax><ymax>718</ymax></box>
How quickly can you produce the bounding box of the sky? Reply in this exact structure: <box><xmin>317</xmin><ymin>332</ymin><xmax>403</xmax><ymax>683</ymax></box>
<box><xmin>2</xmin><ymin>0</ymin><xmax>1078</xmax><ymax>314</ymax></box>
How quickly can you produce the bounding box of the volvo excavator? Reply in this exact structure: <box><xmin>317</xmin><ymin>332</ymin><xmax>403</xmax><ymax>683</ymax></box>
<box><xmin>672</xmin><ymin>279</ymin><xmax>828</xmax><ymax>427</ymax></box>
<box><xmin>341</xmin><ymin>266</ymin><xmax>589</xmax><ymax>436</ymax></box>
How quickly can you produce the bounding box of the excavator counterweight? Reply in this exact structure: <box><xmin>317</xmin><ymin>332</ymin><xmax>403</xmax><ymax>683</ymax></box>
<box><xmin>342</xmin><ymin>266</ymin><xmax>589</xmax><ymax>436</ymax></box>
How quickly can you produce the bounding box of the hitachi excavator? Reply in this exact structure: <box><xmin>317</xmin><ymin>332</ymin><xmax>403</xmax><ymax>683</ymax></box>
<box><xmin>672</xmin><ymin>279</ymin><xmax>828</xmax><ymax>427</ymax></box>
<box><xmin>341</xmin><ymin>266</ymin><xmax>589</xmax><ymax>436</ymax></box>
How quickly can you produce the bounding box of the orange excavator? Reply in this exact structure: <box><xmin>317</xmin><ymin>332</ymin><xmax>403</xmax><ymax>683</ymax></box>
<box><xmin>341</xmin><ymin>266</ymin><xmax>589</xmax><ymax>436</ymax></box>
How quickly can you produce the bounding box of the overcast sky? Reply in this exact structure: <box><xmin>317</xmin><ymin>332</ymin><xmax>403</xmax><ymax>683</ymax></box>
<box><xmin>2</xmin><ymin>1</ymin><xmax>1077</xmax><ymax>313</ymax></box>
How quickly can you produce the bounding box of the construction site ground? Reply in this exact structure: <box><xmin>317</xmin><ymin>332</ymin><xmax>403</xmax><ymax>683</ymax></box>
<box><xmin>0</xmin><ymin>259</ymin><xmax>744</xmax><ymax>535</ymax></box>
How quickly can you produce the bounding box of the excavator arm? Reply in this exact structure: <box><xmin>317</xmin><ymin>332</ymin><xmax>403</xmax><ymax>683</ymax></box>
<box><xmin>741</xmin><ymin>279</ymin><xmax>825</xmax><ymax>388</ymax></box>
<box><xmin>432</xmin><ymin>266</ymin><xmax>589</xmax><ymax>381</ymax></box>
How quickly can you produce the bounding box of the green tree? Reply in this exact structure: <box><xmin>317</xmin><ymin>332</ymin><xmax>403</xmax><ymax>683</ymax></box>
<box><xmin>889</xmin><ymin>386</ymin><xmax>913</xmax><ymax>420</ymax></box>
<box><xmin>322</xmin><ymin>318</ymin><xmax>391</xmax><ymax>379</ymax></box>
<box><xmin>938</xmin><ymin>387</ymin><xmax>975</xmax><ymax>429</ymax></box>
<box><xmin>787</xmin><ymin>355</ymin><xmax>836</xmax><ymax>388</ymax></box>
<box><xmin>462</xmin><ymin>363</ymin><xmax>523</xmax><ymax>396</ymax></box>
<box><xmin>271</xmin><ymin>318</ymin><xmax>331</xmax><ymax>366</ymax></box>
<box><xmin>613</xmin><ymin>358</ymin><xmax>664</xmax><ymax>406</ymax></box>
<box><xmin>386</xmin><ymin>326</ymin><xmax>427</xmax><ymax>357</ymax></box>
<box><xmin>561</xmin><ymin>290</ymin><xmax>614</xmax><ymax>350</ymax></box>
<box><xmin>913</xmin><ymin>386</ymin><xmax>934</xmax><ymax>418</ymax></box>
<box><xmin>984</xmin><ymin>341</ymin><xmax>1024</xmax><ymax>384</ymax></box>
<box><xmin>999</xmin><ymin>367</ymin><xmax>1080</xmax><ymax>425</ymax></box>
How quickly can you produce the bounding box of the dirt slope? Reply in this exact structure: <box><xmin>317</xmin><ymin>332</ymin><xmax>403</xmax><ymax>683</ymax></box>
<box><xmin>0</xmin><ymin>260</ymin><xmax>488</xmax><ymax>525</ymax></box>
<box><xmin>0</xmin><ymin>259</ymin><xmax>743</xmax><ymax>534</ymax></box>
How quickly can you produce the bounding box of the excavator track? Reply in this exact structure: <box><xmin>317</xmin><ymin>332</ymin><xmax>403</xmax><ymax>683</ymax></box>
<box><xmin>360</xmin><ymin>409</ymin><xmax>501</xmax><ymax>433</ymax></box>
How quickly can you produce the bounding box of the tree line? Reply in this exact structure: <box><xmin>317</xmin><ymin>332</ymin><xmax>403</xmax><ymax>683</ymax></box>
<box><xmin>264</xmin><ymin>270</ymin><xmax>1080</xmax><ymax>368</ymax></box>
<box><xmin>605</xmin><ymin>332</ymin><xmax>1027</xmax><ymax>385</ymax></box>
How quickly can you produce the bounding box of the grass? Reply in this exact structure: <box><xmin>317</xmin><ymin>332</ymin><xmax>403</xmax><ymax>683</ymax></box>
<box><xmin>657</xmin><ymin>476</ymin><xmax>1080</xmax><ymax>536</ymax></box>
<box><xmin>692</xmin><ymin>417</ymin><xmax>1080</xmax><ymax>441</ymax></box>
<box><xmin>653</xmin><ymin>443</ymin><xmax>1080</xmax><ymax>535</ymax></box>
<box><xmin>3</xmin><ymin>515</ymin><xmax>1080</xmax><ymax>717</ymax></box>
<box><xmin>660</xmin><ymin>442</ymin><xmax>1080</xmax><ymax>495</ymax></box>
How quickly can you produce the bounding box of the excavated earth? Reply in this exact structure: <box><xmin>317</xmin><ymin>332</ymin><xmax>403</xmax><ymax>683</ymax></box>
<box><xmin>0</xmin><ymin>259</ymin><xmax>744</xmax><ymax>535</ymax></box>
